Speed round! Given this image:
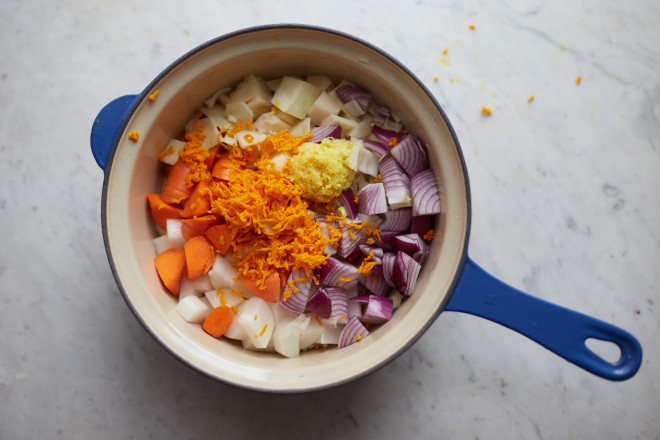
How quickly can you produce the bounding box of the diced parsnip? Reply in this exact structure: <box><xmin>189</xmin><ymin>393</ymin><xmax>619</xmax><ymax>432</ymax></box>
<box><xmin>382</xmin><ymin>118</ymin><xmax>402</xmax><ymax>132</ymax></box>
<box><xmin>242</xmin><ymin>335</ymin><xmax>275</xmax><ymax>352</ymax></box>
<box><xmin>320</xmin><ymin>114</ymin><xmax>358</xmax><ymax>137</ymax></box>
<box><xmin>226</xmin><ymin>102</ymin><xmax>254</xmax><ymax>123</ymax></box>
<box><xmin>343</xmin><ymin>99</ymin><xmax>365</xmax><ymax>118</ymax></box>
<box><xmin>237</xmin><ymin>297</ymin><xmax>275</xmax><ymax>349</ymax></box>
<box><xmin>254</xmin><ymin>112</ymin><xmax>291</xmax><ymax>134</ymax></box>
<box><xmin>218</xmin><ymin>94</ymin><xmax>231</xmax><ymax>106</ymax></box>
<box><xmin>265</xmin><ymin>78</ymin><xmax>281</xmax><ymax>92</ymax></box>
<box><xmin>235</xmin><ymin>130</ymin><xmax>268</xmax><ymax>148</ymax></box>
<box><xmin>271</xmin><ymin>76</ymin><xmax>322</xmax><ymax>119</ymax></box>
<box><xmin>230</xmin><ymin>74</ymin><xmax>270</xmax><ymax>104</ymax></box>
<box><xmin>222</xmin><ymin>133</ymin><xmax>237</xmax><ymax>146</ymax></box>
<box><xmin>166</xmin><ymin>219</ymin><xmax>185</xmax><ymax>248</ymax></box>
<box><xmin>175</xmin><ymin>295</ymin><xmax>211</xmax><ymax>324</ymax></box>
<box><xmin>247</xmin><ymin>96</ymin><xmax>272</xmax><ymax>118</ymax></box>
<box><xmin>270</xmin><ymin>152</ymin><xmax>292</xmax><ymax>173</ymax></box>
<box><xmin>273</xmin><ymin>319</ymin><xmax>301</xmax><ymax>358</ymax></box>
<box><xmin>347</xmin><ymin>115</ymin><xmax>374</xmax><ymax>139</ymax></box>
<box><xmin>289</xmin><ymin>117</ymin><xmax>311</xmax><ymax>137</ymax></box>
<box><xmin>306</xmin><ymin>74</ymin><xmax>334</xmax><ymax>91</ymax></box>
<box><xmin>307</xmin><ymin>92</ymin><xmax>343</xmax><ymax>125</ymax></box>
<box><xmin>204</xmin><ymin>86</ymin><xmax>231</xmax><ymax>108</ymax></box>
<box><xmin>390</xmin><ymin>289</ymin><xmax>405</xmax><ymax>309</ymax></box>
<box><xmin>274</xmin><ymin>111</ymin><xmax>300</xmax><ymax>126</ymax></box>
<box><xmin>318</xmin><ymin>324</ymin><xmax>343</xmax><ymax>345</ymax></box>
<box><xmin>271</xmin><ymin>302</ymin><xmax>298</xmax><ymax>324</ymax></box>
<box><xmin>153</xmin><ymin>234</ymin><xmax>178</xmax><ymax>255</ymax></box>
<box><xmin>224</xmin><ymin>302</ymin><xmax>247</xmax><ymax>340</ymax></box>
<box><xmin>299</xmin><ymin>315</ymin><xmax>323</xmax><ymax>350</ymax></box>
<box><xmin>204</xmin><ymin>287</ymin><xmax>244</xmax><ymax>309</ymax></box>
<box><xmin>184</xmin><ymin>118</ymin><xmax>220</xmax><ymax>148</ymax></box>
<box><xmin>159</xmin><ymin>139</ymin><xmax>186</xmax><ymax>165</ymax></box>
<box><xmin>208</xmin><ymin>254</ymin><xmax>237</xmax><ymax>289</ymax></box>
<box><xmin>200</xmin><ymin>105</ymin><xmax>232</xmax><ymax>131</ymax></box>
<box><xmin>179</xmin><ymin>274</ymin><xmax>213</xmax><ymax>300</ymax></box>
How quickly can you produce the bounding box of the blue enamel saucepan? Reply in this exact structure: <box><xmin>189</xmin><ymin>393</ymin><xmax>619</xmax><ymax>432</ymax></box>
<box><xmin>90</xmin><ymin>25</ymin><xmax>642</xmax><ymax>392</ymax></box>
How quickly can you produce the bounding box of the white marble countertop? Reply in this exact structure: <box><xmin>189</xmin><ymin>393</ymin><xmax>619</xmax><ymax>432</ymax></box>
<box><xmin>1</xmin><ymin>0</ymin><xmax>659</xmax><ymax>438</ymax></box>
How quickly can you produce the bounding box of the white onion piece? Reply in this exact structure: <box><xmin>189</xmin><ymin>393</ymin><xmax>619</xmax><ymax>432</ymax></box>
<box><xmin>279</xmin><ymin>268</ymin><xmax>313</xmax><ymax>315</ymax></box>
<box><xmin>179</xmin><ymin>275</ymin><xmax>212</xmax><ymax>301</ymax></box>
<box><xmin>204</xmin><ymin>287</ymin><xmax>243</xmax><ymax>309</ymax></box>
<box><xmin>379</xmin><ymin>208</ymin><xmax>412</xmax><ymax>232</ymax></box>
<box><xmin>273</xmin><ymin>318</ymin><xmax>302</xmax><ymax>358</ymax></box>
<box><xmin>224</xmin><ymin>303</ymin><xmax>247</xmax><ymax>340</ymax></box>
<box><xmin>380</xmin><ymin>157</ymin><xmax>412</xmax><ymax>209</ymax></box>
<box><xmin>318</xmin><ymin>257</ymin><xmax>359</xmax><ymax>290</ymax></box>
<box><xmin>208</xmin><ymin>254</ymin><xmax>238</xmax><ymax>290</ymax></box>
<box><xmin>391</xmin><ymin>134</ymin><xmax>429</xmax><ymax>176</ymax></box>
<box><xmin>319</xmin><ymin>324</ymin><xmax>343</xmax><ymax>345</ymax></box>
<box><xmin>411</xmin><ymin>169</ymin><xmax>442</xmax><ymax>216</ymax></box>
<box><xmin>299</xmin><ymin>316</ymin><xmax>324</xmax><ymax>349</ymax></box>
<box><xmin>166</xmin><ymin>219</ymin><xmax>185</xmax><ymax>248</ymax></box>
<box><xmin>357</xmin><ymin>183</ymin><xmax>388</xmax><ymax>215</ymax></box>
<box><xmin>153</xmin><ymin>235</ymin><xmax>174</xmax><ymax>254</ymax></box>
<box><xmin>338</xmin><ymin>317</ymin><xmax>369</xmax><ymax>348</ymax></box>
<box><xmin>175</xmin><ymin>296</ymin><xmax>211</xmax><ymax>324</ymax></box>
<box><xmin>393</xmin><ymin>251</ymin><xmax>421</xmax><ymax>296</ymax></box>
<box><xmin>237</xmin><ymin>297</ymin><xmax>275</xmax><ymax>348</ymax></box>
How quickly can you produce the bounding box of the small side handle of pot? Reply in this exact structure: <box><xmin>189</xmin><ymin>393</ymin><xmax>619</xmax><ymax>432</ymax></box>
<box><xmin>90</xmin><ymin>95</ymin><xmax>138</xmax><ymax>170</ymax></box>
<box><xmin>445</xmin><ymin>257</ymin><xmax>642</xmax><ymax>381</ymax></box>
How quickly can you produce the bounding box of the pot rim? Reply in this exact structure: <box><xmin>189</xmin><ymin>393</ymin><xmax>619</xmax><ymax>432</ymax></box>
<box><xmin>100</xmin><ymin>23</ymin><xmax>473</xmax><ymax>392</ymax></box>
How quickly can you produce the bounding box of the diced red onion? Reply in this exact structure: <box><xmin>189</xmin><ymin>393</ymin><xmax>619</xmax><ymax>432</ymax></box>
<box><xmin>339</xmin><ymin>317</ymin><xmax>370</xmax><ymax>348</ymax></box>
<box><xmin>339</xmin><ymin>188</ymin><xmax>358</xmax><ymax>219</ymax></box>
<box><xmin>394</xmin><ymin>233</ymin><xmax>427</xmax><ymax>264</ymax></box>
<box><xmin>311</xmin><ymin>125</ymin><xmax>342</xmax><ymax>142</ymax></box>
<box><xmin>319</xmin><ymin>257</ymin><xmax>359</xmax><ymax>290</ymax></box>
<box><xmin>375</xmin><ymin>230</ymin><xmax>399</xmax><ymax>251</ymax></box>
<box><xmin>306</xmin><ymin>288</ymin><xmax>331</xmax><ymax>318</ymax></box>
<box><xmin>359</xmin><ymin>272</ymin><xmax>390</xmax><ymax>297</ymax></box>
<box><xmin>325</xmin><ymin>287</ymin><xmax>349</xmax><ymax>325</ymax></box>
<box><xmin>350</xmin><ymin>295</ymin><xmax>393</xmax><ymax>324</ymax></box>
<box><xmin>359</xmin><ymin>245</ymin><xmax>384</xmax><ymax>261</ymax></box>
<box><xmin>314</xmin><ymin>214</ymin><xmax>337</xmax><ymax>256</ymax></box>
<box><xmin>363</xmin><ymin>140</ymin><xmax>390</xmax><ymax>159</ymax></box>
<box><xmin>358</xmin><ymin>183</ymin><xmax>388</xmax><ymax>215</ymax></box>
<box><xmin>368</xmin><ymin>103</ymin><xmax>392</xmax><ymax>120</ymax></box>
<box><xmin>381</xmin><ymin>252</ymin><xmax>396</xmax><ymax>288</ymax></box>
<box><xmin>391</xmin><ymin>134</ymin><xmax>429</xmax><ymax>176</ymax></box>
<box><xmin>380</xmin><ymin>157</ymin><xmax>411</xmax><ymax>209</ymax></box>
<box><xmin>338</xmin><ymin>221</ymin><xmax>366</xmax><ymax>259</ymax></box>
<box><xmin>410</xmin><ymin>215</ymin><xmax>433</xmax><ymax>237</ymax></box>
<box><xmin>371</xmin><ymin>126</ymin><xmax>402</xmax><ymax>145</ymax></box>
<box><xmin>279</xmin><ymin>268</ymin><xmax>313</xmax><ymax>315</ymax></box>
<box><xmin>379</xmin><ymin>208</ymin><xmax>412</xmax><ymax>232</ymax></box>
<box><xmin>335</xmin><ymin>84</ymin><xmax>372</xmax><ymax>111</ymax></box>
<box><xmin>411</xmin><ymin>169</ymin><xmax>442</xmax><ymax>216</ymax></box>
<box><xmin>393</xmin><ymin>251</ymin><xmax>421</xmax><ymax>296</ymax></box>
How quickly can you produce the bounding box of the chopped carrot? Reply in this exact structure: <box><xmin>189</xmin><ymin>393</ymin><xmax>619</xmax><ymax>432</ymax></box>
<box><xmin>146</xmin><ymin>193</ymin><xmax>181</xmax><ymax>231</ymax></box>
<box><xmin>162</xmin><ymin>158</ymin><xmax>194</xmax><ymax>204</ymax></box>
<box><xmin>184</xmin><ymin>236</ymin><xmax>215</xmax><ymax>280</ymax></box>
<box><xmin>181</xmin><ymin>214</ymin><xmax>220</xmax><ymax>241</ymax></box>
<box><xmin>211</xmin><ymin>152</ymin><xmax>234</xmax><ymax>181</ymax></box>
<box><xmin>154</xmin><ymin>248</ymin><xmax>185</xmax><ymax>296</ymax></box>
<box><xmin>239</xmin><ymin>271</ymin><xmax>281</xmax><ymax>303</ymax></box>
<box><xmin>205</xmin><ymin>144</ymin><xmax>221</xmax><ymax>170</ymax></box>
<box><xmin>202</xmin><ymin>306</ymin><xmax>233</xmax><ymax>338</ymax></box>
<box><xmin>181</xmin><ymin>180</ymin><xmax>211</xmax><ymax>218</ymax></box>
<box><xmin>204</xmin><ymin>223</ymin><xmax>233</xmax><ymax>255</ymax></box>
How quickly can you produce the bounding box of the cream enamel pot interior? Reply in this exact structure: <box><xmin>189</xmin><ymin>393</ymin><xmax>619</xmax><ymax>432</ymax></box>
<box><xmin>90</xmin><ymin>25</ymin><xmax>642</xmax><ymax>392</ymax></box>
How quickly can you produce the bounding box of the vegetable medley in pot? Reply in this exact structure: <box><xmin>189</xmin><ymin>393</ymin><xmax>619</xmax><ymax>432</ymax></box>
<box><xmin>147</xmin><ymin>73</ymin><xmax>443</xmax><ymax>357</ymax></box>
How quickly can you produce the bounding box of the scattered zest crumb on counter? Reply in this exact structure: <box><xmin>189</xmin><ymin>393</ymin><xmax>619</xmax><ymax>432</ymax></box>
<box><xmin>433</xmin><ymin>76</ymin><xmax>439</xmax><ymax>82</ymax></box>
<box><xmin>469</xmin><ymin>23</ymin><xmax>476</xmax><ymax>30</ymax></box>
<box><xmin>442</xmin><ymin>48</ymin><xmax>449</xmax><ymax>55</ymax></box>
<box><xmin>148</xmin><ymin>89</ymin><xmax>160</xmax><ymax>102</ymax></box>
<box><xmin>528</xmin><ymin>95</ymin><xmax>535</xmax><ymax>103</ymax></box>
<box><xmin>128</xmin><ymin>130</ymin><xmax>140</xmax><ymax>141</ymax></box>
<box><xmin>481</xmin><ymin>105</ymin><xmax>492</xmax><ymax>116</ymax></box>
<box><xmin>575</xmin><ymin>75</ymin><xmax>582</xmax><ymax>85</ymax></box>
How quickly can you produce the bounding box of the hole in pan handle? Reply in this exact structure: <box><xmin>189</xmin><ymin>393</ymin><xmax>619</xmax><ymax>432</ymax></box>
<box><xmin>90</xmin><ymin>95</ymin><xmax>138</xmax><ymax>170</ymax></box>
<box><xmin>445</xmin><ymin>257</ymin><xmax>643</xmax><ymax>381</ymax></box>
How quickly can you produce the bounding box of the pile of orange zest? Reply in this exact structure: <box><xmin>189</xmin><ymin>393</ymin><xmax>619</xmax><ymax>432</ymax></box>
<box><xmin>179</xmin><ymin>123</ymin><xmax>211</xmax><ymax>187</ymax></box>
<box><xmin>128</xmin><ymin>130</ymin><xmax>140</xmax><ymax>142</ymax></box>
<box><xmin>481</xmin><ymin>105</ymin><xmax>493</xmax><ymax>116</ymax></box>
<box><xmin>148</xmin><ymin>89</ymin><xmax>160</xmax><ymax>102</ymax></box>
<box><xmin>207</xmin><ymin>132</ymin><xmax>331</xmax><ymax>290</ymax></box>
<box><xmin>358</xmin><ymin>251</ymin><xmax>378</xmax><ymax>277</ymax></box>
<box><xmin>423</xmin><ymin>229</ymin><xmax>435</xmax><ymax>241</ymax></box>
<box><xmin>260</xmin><ymin>129</ymin><xmax>312</xmax><ymax>158</ymax></box>
<box><xmin>388</xmin><ymin>137</ymin><xmax>398</xmax><ymax>147</ymax></box>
